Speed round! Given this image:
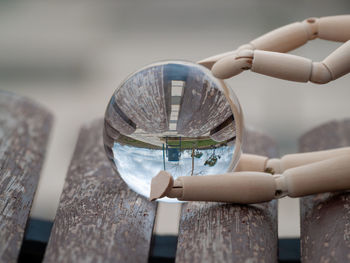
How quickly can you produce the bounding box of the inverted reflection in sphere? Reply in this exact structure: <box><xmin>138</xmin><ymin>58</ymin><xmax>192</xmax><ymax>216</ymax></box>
<box><xmin>104</xmin><ymin>61</ymin><xmax>243</xmax><ymax>202</ymax></box>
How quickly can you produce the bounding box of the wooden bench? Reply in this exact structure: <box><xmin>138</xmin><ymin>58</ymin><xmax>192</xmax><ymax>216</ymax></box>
<box><xmin>0</xmin><ymin>92</ymin><xmax>349</xmax><ymax>262</ymax></box>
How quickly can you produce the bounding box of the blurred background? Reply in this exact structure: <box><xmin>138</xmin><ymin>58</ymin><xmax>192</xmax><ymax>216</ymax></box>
<box><xmin>1</xmin><ymin>0</ymin><xmax>349</xmax><ymax>239</ymax></box>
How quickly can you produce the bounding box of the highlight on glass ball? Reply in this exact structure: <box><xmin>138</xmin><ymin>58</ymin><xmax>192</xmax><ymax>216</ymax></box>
<box><xmin>103</xmin><ymin>60</ymin><xmax>243</xmax><ymax>202</ymax></box>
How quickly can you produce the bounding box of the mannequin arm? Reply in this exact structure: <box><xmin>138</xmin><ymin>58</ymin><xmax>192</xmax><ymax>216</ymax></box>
<box><xmin>150</xmin><ymin>154</ymin><xmax>350</xmax><ymax>203</ymax></box>
<box><xmin>236</xmin><ymin>147</ymin><xmax>350</xmax><ymax>173</ymax></box>
<box><xmin>210</xmin><ymin>40</ymin><xmax>350</xmax><ymax>83</ymax></box>
<box><xmin>266</xmin><ymin>147</ymin><xmax>350</xmax><ymax>173</ymax></box>
<box><xmin>198</xmin><ymin>15</ymin><xmax>350</xmax><ymax>69</ymax></box>
<box><xmin>150</xmin><ymin>170</ymin><xmax>277</xmax><ymax>203</ymax></box>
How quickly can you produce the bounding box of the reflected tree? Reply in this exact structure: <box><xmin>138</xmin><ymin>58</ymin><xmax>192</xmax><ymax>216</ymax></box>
<box><xmin>204</xmin><ymin>148</ymin><xmax>221</xmax><ymax>167</ymax></box>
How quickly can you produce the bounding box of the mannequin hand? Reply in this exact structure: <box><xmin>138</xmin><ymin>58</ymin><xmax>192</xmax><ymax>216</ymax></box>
<box><xmin>198</xmin><ymin>15</ymin><xmax>350</xmax><ymax>82</ymax></box>
<box><xmin>198</xmin><ymin>45</ymin><xmax>254</xmax><ymax>79</ymax></box>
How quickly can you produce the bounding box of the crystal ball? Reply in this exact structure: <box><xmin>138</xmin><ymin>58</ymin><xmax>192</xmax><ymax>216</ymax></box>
<box><xmin>103</xmin><ymin>60</ymin><xmax>243</xmax><ymax>202</ymax></box>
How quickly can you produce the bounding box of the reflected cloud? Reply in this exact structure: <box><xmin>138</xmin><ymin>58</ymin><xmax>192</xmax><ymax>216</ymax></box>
<box><xmin>113</xmin><ymin>140</ymin><xmax>235</xmax><ymax>202</ymax></box>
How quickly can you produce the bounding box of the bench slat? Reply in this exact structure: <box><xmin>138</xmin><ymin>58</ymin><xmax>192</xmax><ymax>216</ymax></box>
<box><xmin>176</xmin><ymin>131</ymin><xmax>278</xmax><ymax>263</ymax></box>
<box><xmin>43</xmin><ymin>120</ymin><xmax>157</xmax><ymax>263</ymax></box>
<box><xmin>299</xmin><ymin>119</ymin><xmax>350</xmax><ymax>262</ymax></box>
<box><xmin>0</xmin><ymin>91</ymin><xmax>53</xmax><ymax>263</ymax></box>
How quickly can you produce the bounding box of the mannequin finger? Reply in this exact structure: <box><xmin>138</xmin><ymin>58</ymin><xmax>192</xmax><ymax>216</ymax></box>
<box><xmin>211</xmin><ymin>49</ymin><xmax>254</xmax><ymax>79</ymax></box>
<box><xmin>197</xmin><ymin>50</ymin><xmax>237</xmax><ymax>69</ymax></box>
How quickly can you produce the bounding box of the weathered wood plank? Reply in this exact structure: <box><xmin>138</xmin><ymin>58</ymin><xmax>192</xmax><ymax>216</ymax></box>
<box><xmin>299</xmin><ymin>119</ymin><xmax>350</xmax><ymax>262</ymax></box>
<box><xmin>176</xmin><ymin>130</ymin><xmax>278</xmax><ymax>263</ymax></box>
<box><xmin>0</xmin><ymin>91</ymin><xmax>53</xmax><ymax>263</ymax></box>
<box><xmin>43</xmin><ymin>119</ymin><xmax>157</xmax><ymax>263</ymax></box>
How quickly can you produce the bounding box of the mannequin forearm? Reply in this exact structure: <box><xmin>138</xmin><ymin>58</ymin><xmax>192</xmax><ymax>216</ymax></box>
<box><xmin>274</xmin><ymin>155</ymin><xmax>350</xmax><ymax>198</ymax></box>
<box><xmin>237</xmin><ymin>147</ymin><xmax>350</xmax><ymax>174</ymax></box>
<box><xmin>172</xmin><ymin>172</ymin><xmax>276</xmax><ymax>203</ymax></box>
<box><xmin>266</xmin><ymin>147</ymin><xmax>350</xmax><ymax>174</ymax></box>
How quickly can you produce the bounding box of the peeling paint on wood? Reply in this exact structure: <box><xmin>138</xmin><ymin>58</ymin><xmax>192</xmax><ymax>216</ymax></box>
<box><xmin>299</xmin><ymin>119</ymin><xmax>350</xmax><ymax>262</ymax></box>
<box><xmin>43</xmin><ymin>119</ymin><xmax>157</xmax><ymax>263</ymax></box>
<box><xmin>176</xmin><ymin>130</ymin><xmax>278</xmax><ymax>263</ymax></box>
<box><xmin>0</xmin><ymin>91</ymin><xmax>52</xmax><ymax>263</ymax></box>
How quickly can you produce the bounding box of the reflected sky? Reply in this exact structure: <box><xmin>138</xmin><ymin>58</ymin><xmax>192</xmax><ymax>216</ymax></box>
<box><xmin>112</xmin><ymin>140</ymin><xmax>234</xmax><ymax>202</ymax></box>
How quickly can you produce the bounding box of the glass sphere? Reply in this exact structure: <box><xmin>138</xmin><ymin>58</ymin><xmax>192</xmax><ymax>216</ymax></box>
<box><xmin>103</xmin><ymin>60</ymin><xmax>243</xmax><ymax>202</ymax></box>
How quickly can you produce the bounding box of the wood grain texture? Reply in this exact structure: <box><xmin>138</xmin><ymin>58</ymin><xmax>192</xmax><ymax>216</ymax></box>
<box><xmin>177</xmin><ymin>67</ymin><xmax>232</xmax><ymax>137</ymax></box>
<box><xmin>0</xmin><ymin>91</ymin><xmax>52</xmax><ymax>263</ymax></box>
<box><xmin>209</xmin><ymin>117</ymin><xmax>236</xmax><ymax>142</ymax></box>
<box><xmin>115</xmin><ymin>65</ymin><xmax>169</xmax><ymax>133</ymax></box>
<box><xmin>43</xmin><ymin>119</ymin><xmax>157</xmax><ymax>263</ymax></box>
<box><xmin>176</xmin><ymin>130</ymin><xmax>278</xmax><ymax>263</ymax></box>
<box><xmin>105</xmin><ymin>62</ymin><xmax>234</xmax><ymax>139</ymax></box>
<box><xmin>299</xmin><ymin>119</ymin><xmax>350</xmax><ymax>263</ymax></box>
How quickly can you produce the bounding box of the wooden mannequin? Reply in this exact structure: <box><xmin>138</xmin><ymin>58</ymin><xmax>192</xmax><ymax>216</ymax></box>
<box><xmin>150</xmin><ymin>15</ymin><xmax>350</xmax><ymax>203</ymax></box>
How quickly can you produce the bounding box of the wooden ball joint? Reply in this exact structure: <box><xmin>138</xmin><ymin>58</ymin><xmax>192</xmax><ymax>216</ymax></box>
<box><xmin>150</xmin><ymin>15</ymin><xmax>350</xmax><ymax>203</ymax></box>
